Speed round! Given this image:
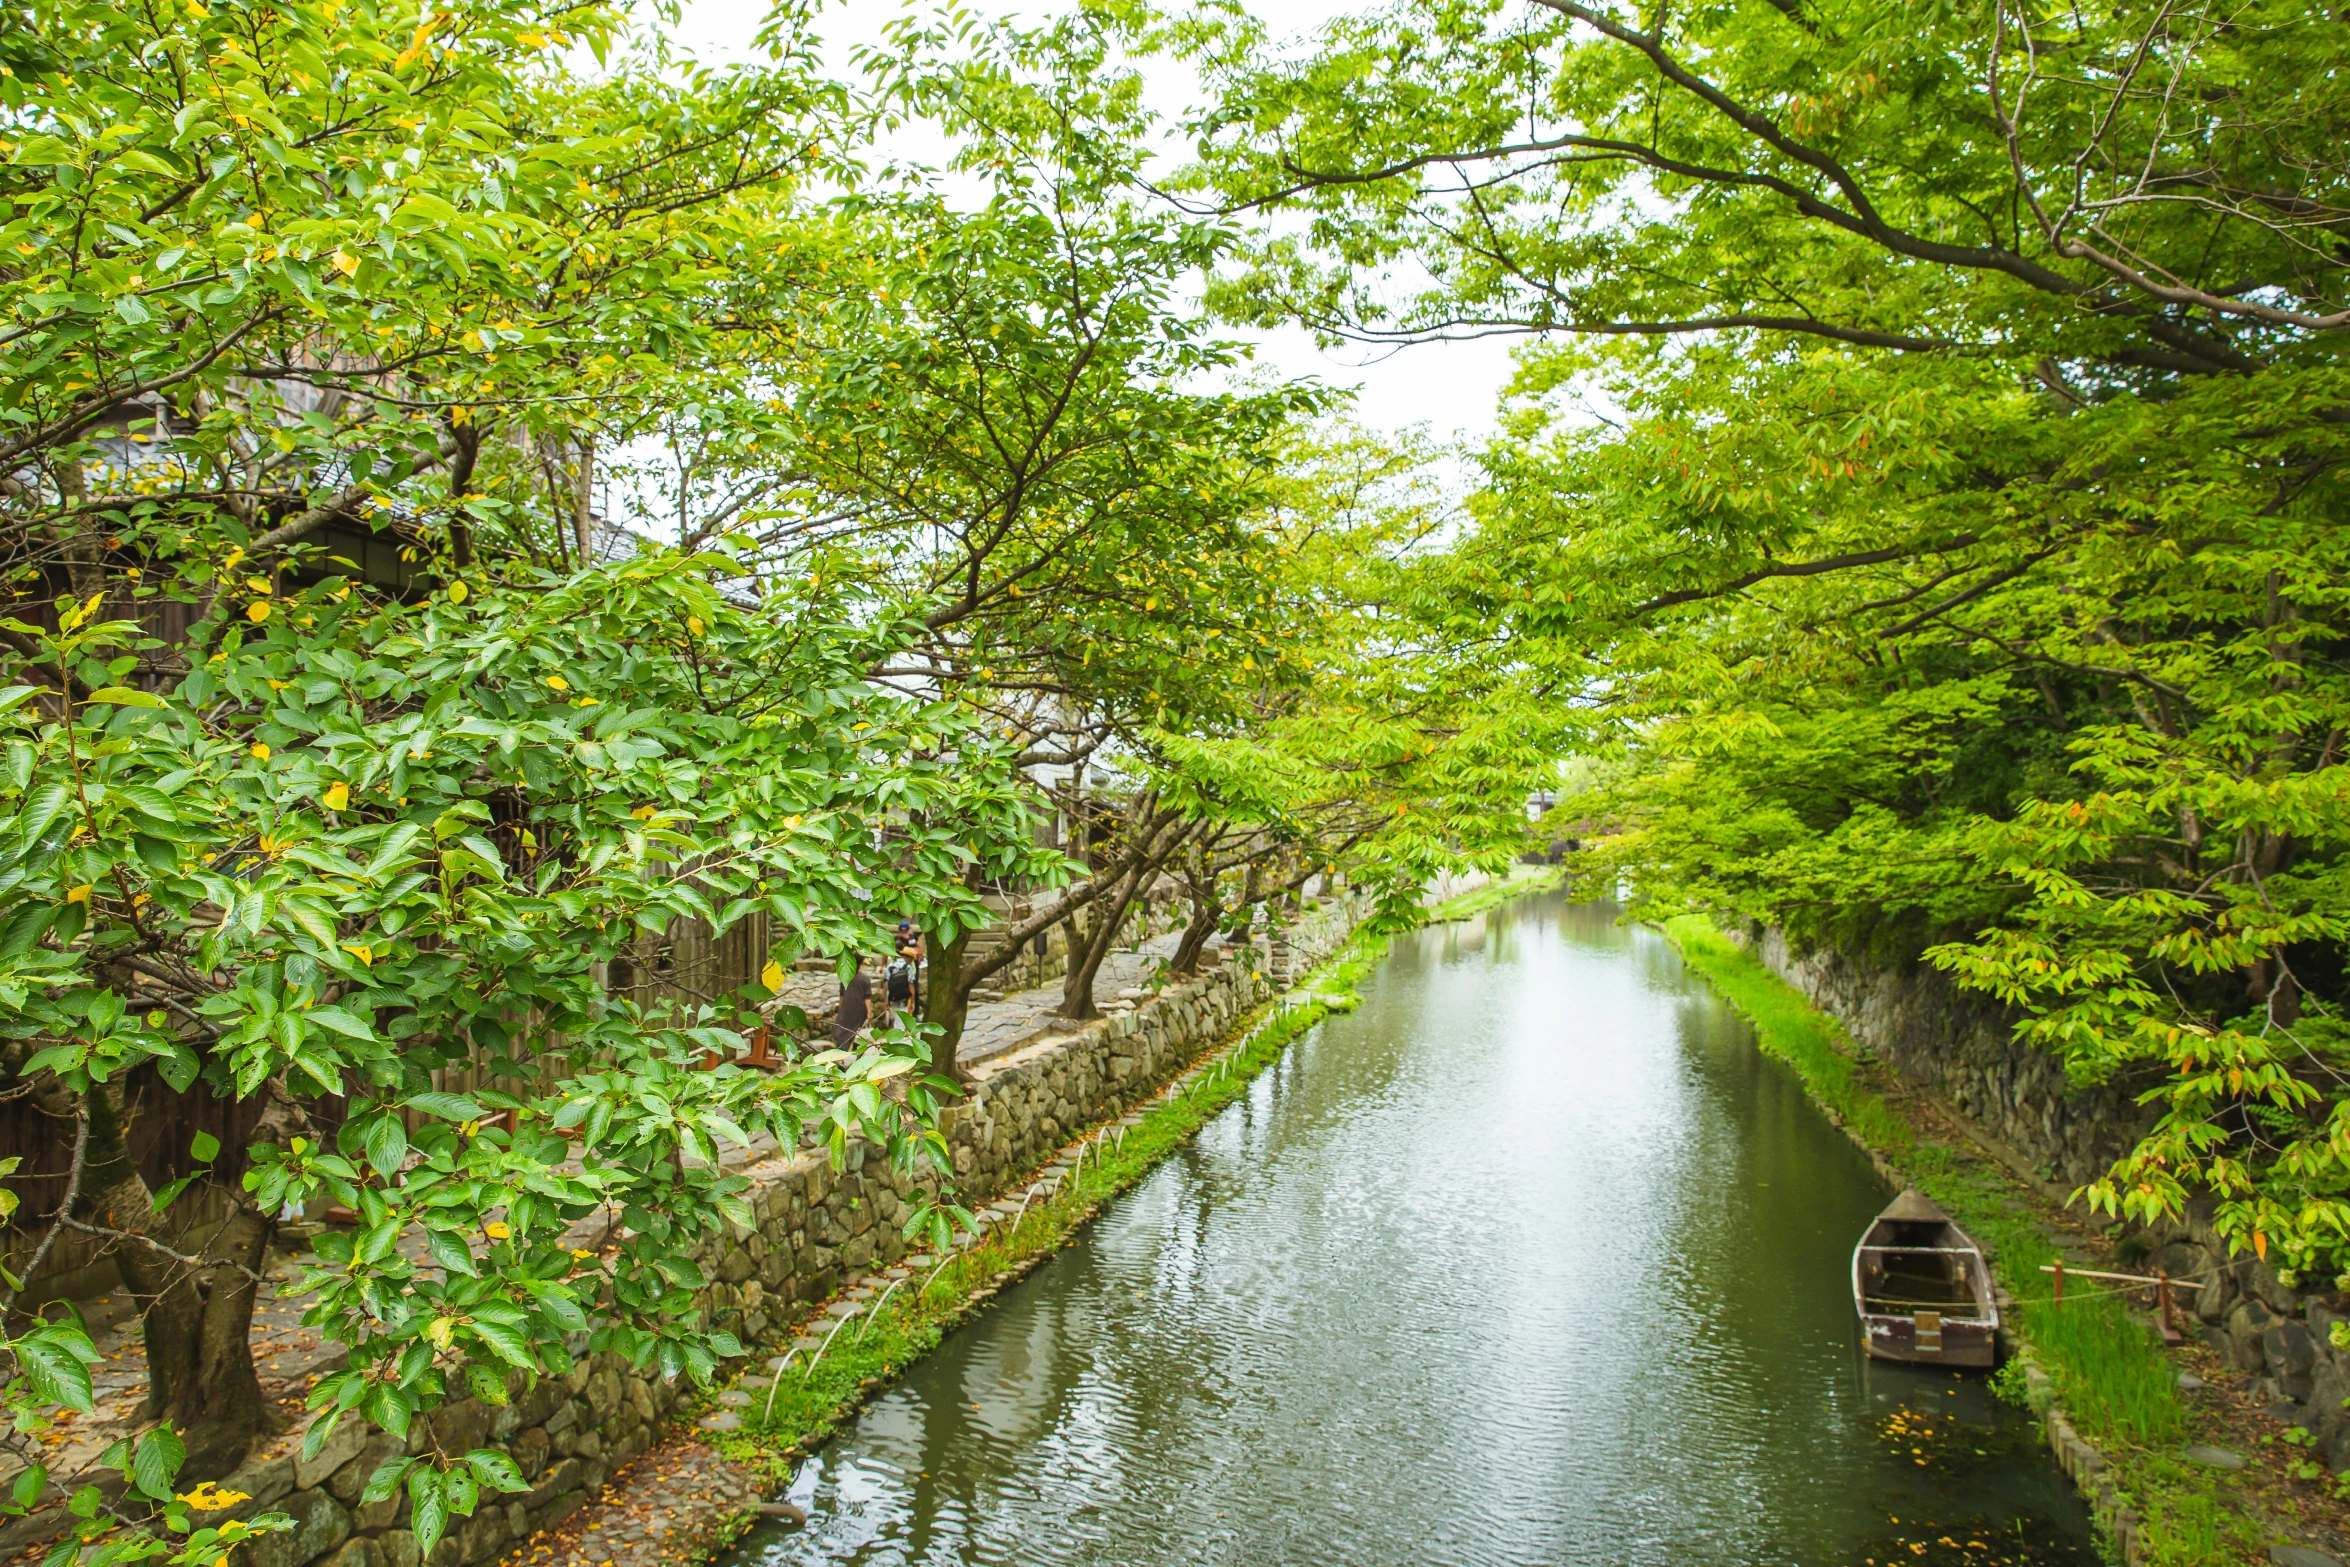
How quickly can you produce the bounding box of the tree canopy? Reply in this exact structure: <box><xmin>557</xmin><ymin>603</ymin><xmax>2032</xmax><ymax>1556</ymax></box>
<box><xmin>1171</xmin><ymin>0</ymin><xmax>2350</xmax><ymax>1279</ymax></box>
<box><xmin>0</xmin><ymin>4</ymin><xmax>1544</xmax><ymax>1560</ymax></box>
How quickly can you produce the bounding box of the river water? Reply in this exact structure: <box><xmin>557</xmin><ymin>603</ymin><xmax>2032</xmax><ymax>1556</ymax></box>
<box><xmin>721</xmin><ymin>897</ymin><xmax>2097</xmax><ymax>1566</ymax></box>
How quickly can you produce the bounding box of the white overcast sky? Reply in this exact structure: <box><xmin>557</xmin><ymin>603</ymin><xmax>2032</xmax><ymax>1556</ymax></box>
<box><xmin>647</xmin><ymin>0</ymin><xmax>1525</xmax><ymax>448</ymax></box>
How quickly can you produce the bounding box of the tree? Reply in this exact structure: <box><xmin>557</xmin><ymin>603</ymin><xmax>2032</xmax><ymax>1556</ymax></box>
<box><xmin>1166</xmin><ymin>0</ymin><xmax>2350</xmax><ymax>1271</ymax></box>
<box><xmin>1</xmin><ymin>548</ymin><xmax>1052</xmax><ymax>1511</ymax></box>
<box><xmin>0</xmin><ymin>0</ymin><xmax>1061</xmax><ymax>1549</ymax></box>
<box><xmin>1170</xmin><ymin>0</ymin><xmax>2340</xmax><ymax>373</ymax></box>
<box><xmin>608</xmin><ymin>13</ymin><xmax>1359</xmax><ymax>1057</ymax></box>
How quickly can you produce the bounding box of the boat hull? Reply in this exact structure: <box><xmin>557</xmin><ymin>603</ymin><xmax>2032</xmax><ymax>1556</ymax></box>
<box><xmin>1859</xmin><ymin>1312</ymin><xmax>1998</xmax><ymax>1367</ymax></box>
<box><xmin>1851</xmin><ymin>1189</ymin><xmax>2001</xmax><ymax>1370</ymax></box>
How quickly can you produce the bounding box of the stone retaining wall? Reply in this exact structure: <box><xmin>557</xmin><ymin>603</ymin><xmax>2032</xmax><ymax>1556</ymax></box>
<box><xmin>1747</xmin><ymin>927</ymin><xmax>2350</xmax><ymax>1490</ymax></box>
<box><xmin>1752</xmin><ymin>928</ymin><xmax>2151</xmax><ymax>1189</ymax></box>
<box><xmin>209</xmin><ymin>900</ymin><xmax>1366</xmax><ymax>1567</ymax></box>
<box><xmin>2145</xmin><ymin>1198</ymin><xmax>2350</xmax><ymax>1476</ymax></box>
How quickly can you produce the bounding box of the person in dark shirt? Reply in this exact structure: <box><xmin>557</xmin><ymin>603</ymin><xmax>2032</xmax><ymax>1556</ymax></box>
<box><xmin>833</xmin><ymin>958</ymin><xmax>872</xmax><ymax>1050</ymax></box>
<box><xmin>887</xmin><ymin>919</ymin><xmax>923</xmax><ymax>1014</ymax></box>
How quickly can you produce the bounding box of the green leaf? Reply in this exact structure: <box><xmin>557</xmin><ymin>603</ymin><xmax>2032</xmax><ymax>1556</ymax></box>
<box><xmin>409</xmin><ymin>1470</ymin><xmax>449</xmax><ymax>1561</ymax></box>
<box><xmin>363</xmin><ymin>1115</ymin><xmax>408</xmax><ymax>1177</ymax></box>
<box><xmin>462</xmin><ymin>1449</ymin><xmax>527</xmax><ymax>1494</ymax></box>
<box><xmin>532</xmin><ymin>1290</ymin><xmax>585</xmax><ymax>1331</ymax></box>
<box><xmin>149</xmin><ymin>1173</ymin><xmax>199</xmax><ymax>1215</ymax></box>
<box><xmin>18</xmin><ymin>1324</ymin><xmax>97</xmax><ymax>1413</ymax></box>
<box><xmin>427</xmin><ymin>1229</ymin><xmax>478</xmax><ymax>1278</ymax></box>
<box><xmin>79</xmin><ymin>687</ymin><xmax>165</xmax><ymax>707</ymax></box>
<box><xmin>360</xmin><ymin>1455</ymin><xmax>413</xmax><ymax>1505</ymax></box>
<box><xmin>305</xmin><ymin>1006</ymin><xmax>377</xmax><ymax>1042</ymax></box>
<box><xmin>191</xmin><ymin>1130</ymin><xmax>220</xmax><ymax>1164</ymax></box>
<box><xmin>9</xmin><ymin>1462</ymin><xmax>45</xmax><ymax>1508</ymax></box>
<box><xmin>130</xmin><ymin>1426</ymin><xmax>184</xmax><ymax>1501</ymax></box>
<box><xmin>301</xmin><ymin>1410</ymin><xmax>341</xmax><ymax>1463</ymax></box>
<box><xmin>466</xmin><ymin>1316</ymin><xmax>537</xmax><ymax>1370</ymax></box>
<box><xmin>406</xmin><ymin>1092</ymin><xmax>484</xmax><ymax>1122</ymax></box>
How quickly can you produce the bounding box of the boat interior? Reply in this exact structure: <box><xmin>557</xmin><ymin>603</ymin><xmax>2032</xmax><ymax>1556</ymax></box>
<box><xmin>1857</xmin><ymin>1216</ymin><xmax>1985</xmax><ymax>1318</ymax></box>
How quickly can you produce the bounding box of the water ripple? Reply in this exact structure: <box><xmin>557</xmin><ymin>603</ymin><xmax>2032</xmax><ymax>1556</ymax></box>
<box><xmin>724</xmin><ymin>900</ymin><xmax>2097</xmax><ymax>1567</ymax></box>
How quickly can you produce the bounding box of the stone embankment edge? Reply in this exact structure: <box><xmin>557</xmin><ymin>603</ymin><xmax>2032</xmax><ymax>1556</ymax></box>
<box><xmin>140</xmin><ymin>902</ymin><xmax>1365</xmax><ymax>1567</ymax></box>
<box><xmin>1652</xmin><ymin>918</ymin><xmax>2153</xmax><ymax>1567</ymax></box>
<box><xmin>672</xmin><ymin>925</ymin><xmax>1396</xmax><ymax>1562</ymax></box>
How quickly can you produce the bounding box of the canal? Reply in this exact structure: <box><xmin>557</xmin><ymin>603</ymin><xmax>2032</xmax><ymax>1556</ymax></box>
<box><xmin>722</xmin><ymin>897</ymin><xmax>2097</xmax><ymax>1566</ymax></box>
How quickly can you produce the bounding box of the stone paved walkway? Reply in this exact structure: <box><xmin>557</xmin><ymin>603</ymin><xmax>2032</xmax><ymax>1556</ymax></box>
<box><xmin>780</xmin><ymin>935</ymin><xmax>1186</xmax><ymax>1068</ymax></box>
<box><xmin>498</xmin><ymin>1437</ymin><xmax>760</xmax><ymax>1567</ymax></box>
<box><xmin>951</xmin><ymin>939</ymin><xmax>1180</xmax><ymax>1066</ymax></box>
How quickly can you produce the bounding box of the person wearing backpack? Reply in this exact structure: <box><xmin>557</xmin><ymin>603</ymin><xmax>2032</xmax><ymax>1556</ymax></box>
<box><xmin>886</xmin><ymin>919</ymin><xmax>923</xmax><ymax>1016</ymax></box>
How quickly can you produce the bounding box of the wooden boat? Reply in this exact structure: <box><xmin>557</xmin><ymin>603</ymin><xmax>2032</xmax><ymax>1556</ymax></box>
<box><xmin>1852</xmin><ymin>1190</ymin><xmax>2000</xmax><ymax>1367</ymax></box>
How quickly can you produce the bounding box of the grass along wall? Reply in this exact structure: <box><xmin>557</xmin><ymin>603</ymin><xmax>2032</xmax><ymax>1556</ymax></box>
<box><xmin>1661</xmin><ymin>915</ymin><xmax>2299</xmax><ymax>1567</ymax></box>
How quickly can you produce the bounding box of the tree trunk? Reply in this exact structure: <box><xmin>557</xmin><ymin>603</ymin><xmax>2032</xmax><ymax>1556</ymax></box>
<box><xmin>71</xmin><ymin>1080</ymin><xmax>286</xmax><ymax>1482</ymax></box>
<box><xmin>1061</xmin><ymin>856</ymin><xmax>1155</xmax><ymax>1020</ymax></box>
<box><xmin>446</xmin><ymin>414</ymin><xmax>481</xmax><ymax>568</ymax></box>
<box><xmin>924</xmin><ymin>922</ymin><xmax>971</xmax><ymax>1091</ymax></box>
<box><xmin>572</xmin><ymin>432</ymin><xmax>596</xmax><ymax>564</ymax></box>
<box><xmin>162</xmin><ymin>1199</ymin><xmax>278</xmax><ymax>1482</ymax></box>
<box><xmin>1169</xmin><ymin>901</ymin><xmax>1220</xmax><ymax>975</ymax></box>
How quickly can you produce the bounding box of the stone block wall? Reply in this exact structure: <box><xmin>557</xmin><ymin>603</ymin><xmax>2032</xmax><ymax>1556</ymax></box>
<box><xmin>1752</xmin><ymin>928</ymin><xmax>2151</xmax><ymax>1189</ymax></box>
<box><xmin>205</xmin><ymin>900</ymin><xmax>1364</xmax><ymax>1567</ymax></box>
<box><xmin>2150</xmin><ymin>1201</ymin><xmax>2350</xmax><ymax>1474</ymax></box>
<box><xmin>1745</xmin><ymin>928</ymin><xmax>2350</xmax><ymax>1475</ymax></box>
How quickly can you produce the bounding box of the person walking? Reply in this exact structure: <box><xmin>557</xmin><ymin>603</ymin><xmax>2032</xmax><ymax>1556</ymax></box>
<box><xmin>887</xmin><ymin>919</ymin><xmax>924</xmax><ymax>1016</ymax></box>
<box><xmin>832</xmin><ymin>956</ymin><xmax>873</xmax><ymax>1050</ymax></box>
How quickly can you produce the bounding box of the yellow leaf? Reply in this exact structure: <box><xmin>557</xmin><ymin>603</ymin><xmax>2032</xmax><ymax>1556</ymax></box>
<box><xmin>485</xmin><ymin>1221</ymin><xmax>510</xmax><ymax>1240</ymax></box>
<box><xmin>246</xmin><ymin>600</ymin><xmax>271</xmax><ymax>622</ymax></box>
<box><xmin>245</xmin><ymin>577</ymin><xmax>271</xmax><ymax>594</ymax></box>
<box><xmin>340</xmin><ymin>943</ymin><xmax>371</xmax><ymax>967</ymax></box>
<box><xmin>761</xmin><ymin>959</ymin><xmax>784</xmax><ymax>991</ymax></box>
<box><xmin>323</xmin><ymin>782</ymin><xmax>349</xmax><ymax>811</ymax></box>
<box><xmin>64</xmin><ymin>884</ymin><xmax>92</xmax><ymax>905</ymax></box>
<box><xmin>545</xmin><ymin>675</ymin><xmax>569</xmax><ymax>692</ymax></box>
<box><xmin>685</xmin><ymin>615</ymin><xmax>704</xmax><ymax>636</ymax></box>
<box><xmin>2256</xmin><ymin>1232</ymin><xmax>2269</xmax><ymax>1260</ymax></box>
<box><xmin>332</xmin><ymin>250</ymin><xmax>359</xmax><ymax>276</ymax></box>
<box><xmin>250</xmin><ymin>741</ymin><xmax>270</xmax><ymax>760</ymax></box>
<box><xmin>447</xmin><ymin>580</ymin><xmax>468</xmax><ymax>604</ymax></box>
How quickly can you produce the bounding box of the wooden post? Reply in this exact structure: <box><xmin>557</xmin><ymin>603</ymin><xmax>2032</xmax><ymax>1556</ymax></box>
<box><xmin>2154</xmin><ymin>1268</ymin><xmax>2183</xmax><ymax>1344</ymax></box>
<box><xmin>2052</xmin><ymin>1257</ymin><xmax>2064</xmax><ymax>1307</ymax></box>
<box><xmin>746</xmin><ymin>1024</ymin><xmax>774</xmax><ymax>1070</ymax></box>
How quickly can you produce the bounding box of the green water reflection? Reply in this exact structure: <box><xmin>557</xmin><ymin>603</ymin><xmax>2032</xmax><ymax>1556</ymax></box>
<box><xmin>720</xmin><ymin>897</ymin><xmax>2096</xmax><ymax>1566</ymax></box>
